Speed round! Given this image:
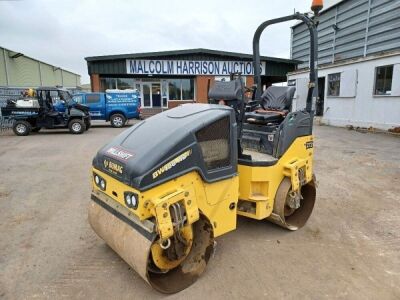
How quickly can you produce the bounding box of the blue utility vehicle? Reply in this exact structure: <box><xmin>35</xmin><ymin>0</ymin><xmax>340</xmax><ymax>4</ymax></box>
<box><xmin>73</xmin><ymin>89</ymin><xmax>141</xmax><ymax>127</ymax></box>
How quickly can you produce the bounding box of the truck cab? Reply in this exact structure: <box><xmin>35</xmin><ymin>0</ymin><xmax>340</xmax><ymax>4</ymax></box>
<box><xmin>73</xmin><ymin>89</ymin><xmax>141</xmax><ymax>127</ymax></box>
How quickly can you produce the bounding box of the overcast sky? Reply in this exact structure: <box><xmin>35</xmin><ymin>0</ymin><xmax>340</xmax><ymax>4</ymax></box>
<box><xmin>0</xmin><ymin>0</ymin><xmax>339</xmax><ymax>84</ymax></box>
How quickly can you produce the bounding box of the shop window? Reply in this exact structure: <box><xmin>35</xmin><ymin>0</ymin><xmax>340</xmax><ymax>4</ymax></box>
<box><xmin>168</xmin><ymin>79</ymin><xmax>181</xmax><ymax>100</ymax></box>
<box><xmin>86</xmin><ymin>94</ymin><xmax>100</xmax><ymax>103</ymax></box>
<box><xmin>168</xmin><ymin>79</ymin><xmax>195</xmax><ymax>100</ymax></box>
<box><xmin>196</xmin><ymin>117</ymin><xmax>230</xmax><ymax>170</ymax></box>
<box><xmin>182</xmin><ymin>79</ymin><xmax>194</xmax><ymax>100</ymax></box>
<box><xmin>143</xmin><ymin>84</ymin><xmax>151</xmax><ymax>107</ymax></box>
<box><xmin>374</xmin><ymin>65</ymin><xmax>393</xmax><ymax>95</ymax></box>
<box><xmin>117</xmin><ymin>78</ymin><xmax>134</xmax><ymax>90</ymax></box>
<box><xmin>135</xmin><ymin>83</ymin><xmax>141</xmax><ymax>93</ymax></box>
<box><xmin>328</xmin><ymin>73</ymin><xmax>341</xmax><ymax>96</ymax></box>
<box><xmin>100</xmin><ymin>78</ymin><xmax>116</xmax><ymax>91</ymax></box>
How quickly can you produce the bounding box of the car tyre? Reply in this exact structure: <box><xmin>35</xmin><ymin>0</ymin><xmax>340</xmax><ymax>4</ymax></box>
<box><xmin>13</xmin><ymin>120</ymin><xmax>31</xmax><ymax>136</ymax></box>
<box><xmin>110</xmin><ymin>114</ymin><xmax>126</xmax><ymax>128</ymax></box>
<box><xmin>68</xmin><ymin>119</ymin><xmax>86</xmax><ymax>134</ymax></box>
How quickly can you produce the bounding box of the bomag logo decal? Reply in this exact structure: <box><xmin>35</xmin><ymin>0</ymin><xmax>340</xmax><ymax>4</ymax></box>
<box><xmin>106</xmin><ymin>147</ymin><xmax>134</xmax><ymax>161</ymax></box>
<box><xmin>305</xmin><ymin>141</ymin><xmax>314</xmax><ymax>149</ymax></box>
<box><xmin>104</xmin><ymin>159</ymin><xmax>124</xmax><ymax>175</ymax></box>
<box><xmin>152</xmin><ymin>149</ymin><xmax>192</xmax><ymax>179</ymax></box>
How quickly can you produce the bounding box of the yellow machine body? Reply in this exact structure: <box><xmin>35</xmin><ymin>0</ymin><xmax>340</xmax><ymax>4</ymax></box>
<box><xmin>238</xmin><ymin>135</ymin><xmax>314</xmax><ymax>220</ymax></box>
<box><xmin>88</xmin><ymin>0</ymin><xmax>323</xmax><ymax>293</ymax></box>
<box><xmin>89</xmin><ymin>134</ymin><xmax>315</xmax><ymax>292</ymax></box>
<box><xmin>91</xmin><ymin>134</ymin><xmax>313</xmax><ymax>240</ymax></box>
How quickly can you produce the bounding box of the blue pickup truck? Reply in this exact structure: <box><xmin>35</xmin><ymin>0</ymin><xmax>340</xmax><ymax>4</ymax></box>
<box><xmin>72</xmin><ymin>90</ymin><xmax>141</xmax><ymax>127</ymax></box>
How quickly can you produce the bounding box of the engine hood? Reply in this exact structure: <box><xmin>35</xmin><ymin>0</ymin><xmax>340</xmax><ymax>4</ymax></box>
<box><xmin>92</xmin><ymin>104</ymin><xmax>237</xmax><ymax>191</ymax></box>
<box><xmin>70</xmin><ymin>101</ymin><xmax>89</xmax><ymax>113</ymax></box>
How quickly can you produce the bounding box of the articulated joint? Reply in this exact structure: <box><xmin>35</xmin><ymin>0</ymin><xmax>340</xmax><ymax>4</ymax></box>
<box><xmin>149</xmin><ymin>187</ymin><xmax>199</xmax><ymax>240</ymax></box>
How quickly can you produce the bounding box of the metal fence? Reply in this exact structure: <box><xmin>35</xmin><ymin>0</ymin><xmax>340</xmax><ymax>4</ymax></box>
<box><xmin>0</xmin><ymin>116</ymin><xmax>13</xmax><ymax>132</ymax></box>
<box><xmin>0</xmin><ymin>88</ymin><xmax>24</xmax><ymax>108</ymax></box>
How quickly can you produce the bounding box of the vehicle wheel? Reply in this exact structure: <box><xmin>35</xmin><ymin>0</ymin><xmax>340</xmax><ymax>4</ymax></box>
<box><xmin>13</xmin><ymin>120</ymin><xmax>31</xmax><ymax>136</ymax></box>
<box><xmin>68</xmin><ymin>119</ymin><xmax>86</xmax><ymax>134</ymax></box>
<box><xmin>32</xmin><ymin>127</ymin><xmax>41</xmax><ymax>132</ymax></box>
<box><xmin>110</xmin><ymin>114</ymin><xmax>126</xmax><ymax>128</ymax></box>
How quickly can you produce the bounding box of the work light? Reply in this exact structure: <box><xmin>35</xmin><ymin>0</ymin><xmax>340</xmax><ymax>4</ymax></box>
<box><xmin>124</xmin><ymin>192</ymin><xmax>138</xmax><ymax>209</ymax></box>
<box><xmin>100</xmin><ymin>179</ymin><xmax>106</xmax><ymax>191</ymax></box>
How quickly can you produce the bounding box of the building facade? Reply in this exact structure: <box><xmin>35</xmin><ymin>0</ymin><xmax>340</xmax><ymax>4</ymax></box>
<box><xmin>0</xmin><ymin>46</ymin><xmax>81</xmax><ymax>105</ymax></box>
<box><xmin>86</xmin><ymin>49</ymin><xmax>297</xmax><ymax>116</ymax></box>
<box><xmin>288</xmin><ymin>0</ymin><xmax>400</xmax><ymax>130</ymax></box>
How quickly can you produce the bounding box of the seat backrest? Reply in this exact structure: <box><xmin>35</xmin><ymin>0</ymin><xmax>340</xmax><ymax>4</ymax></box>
<box><xmin>261</xmin><ymin>86</ymin><xmax>296</xmax><ymax>110</ymax></box>
<box><xmin>208</xmin><ymin>79</ymin><xmax>243</xmax><ymax>101</ymax></box>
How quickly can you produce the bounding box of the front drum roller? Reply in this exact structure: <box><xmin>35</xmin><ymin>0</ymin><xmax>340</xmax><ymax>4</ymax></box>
<box><xmin>88</xmin><ymin>200</ymin><xmax>214</xmax><ymax>294</ymax></box>
<box><xmin>267</xmin><ymin>177</ymin><xmax>316</xmax><ymax>230</ymax></box>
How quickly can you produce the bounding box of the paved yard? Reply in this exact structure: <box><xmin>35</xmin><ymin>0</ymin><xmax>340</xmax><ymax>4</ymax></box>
<box><xmin>0</xmin><ymin>124</ymin><xmax>399</xmax><ymax>299</ymax></box>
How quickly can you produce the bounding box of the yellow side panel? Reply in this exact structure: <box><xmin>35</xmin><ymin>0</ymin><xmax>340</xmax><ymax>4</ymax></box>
<box><xmin>198</xmin><ymin>176</ymin><xmax>239</xmax><ymax>237</ymax></box>
<box><xmin>238</xmin><ymin>135</ymin><xmax>314</xmax><ymax>220</ymax></box>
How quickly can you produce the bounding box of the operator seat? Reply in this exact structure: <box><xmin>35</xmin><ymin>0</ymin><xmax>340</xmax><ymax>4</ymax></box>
<box><xmin>245</xmin><ymin>86</ymin><xmax>295</xmax><ymax>124</ymax></box>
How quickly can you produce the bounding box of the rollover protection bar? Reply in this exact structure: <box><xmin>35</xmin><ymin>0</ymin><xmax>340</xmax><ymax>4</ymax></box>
<box><xmin>253</xmin><ymin>1</ymin><xmax>322</xmax><ymax>113</ymax></box>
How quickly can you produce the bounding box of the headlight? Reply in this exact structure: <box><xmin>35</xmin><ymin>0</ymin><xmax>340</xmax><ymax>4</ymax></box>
<box><xmin>93</xmin><ymin>172</ymin><xmax>106</xmax><ymax>191</ymax></box>
<box><xmin>131</xmin><ymin>194</ymin><xmax>137</xmax><ymax>208</ymax></box>
<box><xmin>125</xmin><ymin>194</ymin><xmax>132</xmax><ymax>206</ymax></box>
<box><xmin>100</xmin><ymin>179</ymin><xmax>106</xmax><ymax>191</ymax></box>
<box><xmin>124</xmin><ymin>192</ymin><xmax>139</xmax><ymax>209</ymax></box>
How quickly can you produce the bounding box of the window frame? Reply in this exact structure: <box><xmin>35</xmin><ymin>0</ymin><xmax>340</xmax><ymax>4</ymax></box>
<box><xmin>73</xmin><ymin>95</ymin><xmax>84</xmax><ymax>104</ymax></box>
<box><xmin>196</xmin><ymin>116</ymin><xmax>231</xmax><ymax>171</ymax></box>
<box><xmin>167</xmin><ymin>78</ymin><xmax>195</xmax><ymax>101</ymax></box>
<box><xmin>86</xmin><ymin>93</ymin><xmax>101</xmax><ymax>104</ymax></box>
<box><xmin>327</xmin><ymin>72</ymin><xmax>341</xmax><ymax>97</ymax></box>
<box><xmin>373</xmin><ymin>64</ymin><xmax>393</xmax><ymax>96</ymax></box>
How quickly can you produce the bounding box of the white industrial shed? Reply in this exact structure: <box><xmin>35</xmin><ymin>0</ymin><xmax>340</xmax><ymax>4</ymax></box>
<box><xmin>288</xmin><ymin>0</ymin><xmax>400</xmax><ymax>130</ymax></box>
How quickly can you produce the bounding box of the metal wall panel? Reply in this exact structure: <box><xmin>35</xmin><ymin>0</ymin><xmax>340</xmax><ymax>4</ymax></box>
<box><xmin>0</xmin><ymin>47</ymin><xmax>81</xmax><ymax>88</ymax></box>
<box><xmin>0</xmin><ymin>49</ymin><xmax>7</xmax><ymax>86</ymax></box>
<box><xmin>291</xmin><ymin>0</ymin><xmax>400</xmax><ymax>69</ymax></box>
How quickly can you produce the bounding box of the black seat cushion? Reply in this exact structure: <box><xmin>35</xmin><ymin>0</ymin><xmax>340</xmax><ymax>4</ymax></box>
<box><xmin>245</xmin><ymin>111</ymin><xmax>284</xmax><ymax>124</ymax></box>
<box><xmin>245</xmin><ymin>86</ymin><xmax>296</xmax><ymax>124</ymax></box>
<box><xmin>261</xmin><ymin>86</ymin><xmax>296</xmax><ymax>110</ymax></box>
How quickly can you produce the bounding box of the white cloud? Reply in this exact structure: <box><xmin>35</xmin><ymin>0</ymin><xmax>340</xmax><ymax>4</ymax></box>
<box><xmin>0</xmin><ymin>0</ymin><xmax>338</xmax><ymax>83</ymax></box>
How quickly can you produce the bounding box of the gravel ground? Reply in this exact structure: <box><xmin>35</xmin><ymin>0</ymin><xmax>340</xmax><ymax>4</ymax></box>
<box><xmin>0</xmin><ymin>123</ymin><xmax>399</xmax><ymax>299</ymax></box>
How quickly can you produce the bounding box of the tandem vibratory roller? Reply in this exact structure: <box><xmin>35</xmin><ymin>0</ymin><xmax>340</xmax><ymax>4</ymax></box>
<box><xmin>88</xmin><ymin>0</ymin><xmax>323</xmax><ymax>293</ymax></box>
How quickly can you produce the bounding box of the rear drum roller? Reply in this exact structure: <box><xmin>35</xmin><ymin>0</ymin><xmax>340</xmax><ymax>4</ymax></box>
<box><xmin>267</xmin><ymin>177</ymin><xmax>316</xmax><ymax>230</ymax></box>
<box><xmin>88</xmin><ymin>200</ymin><xmax>214</xmax><ymax>294</ymax></box>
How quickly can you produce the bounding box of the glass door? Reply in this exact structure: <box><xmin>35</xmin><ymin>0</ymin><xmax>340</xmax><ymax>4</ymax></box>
<box><xmin>161</xmin><ymin>80</ymin><xmax>168</xmax><ymax>108</ymax></box>
<box><xmin>152</xmin><ymin>83</ymin><xmax>161</xmax><ymax>108</ymax></box>
<box><xmin>142</xmin><ymin>83</ymin><xmax>151</xmax><ymax>107</ymax></box>
<box><xmin>140</xmin><ymin>81</ymin><xmax>166</xmax><ymax>108</ymax></box>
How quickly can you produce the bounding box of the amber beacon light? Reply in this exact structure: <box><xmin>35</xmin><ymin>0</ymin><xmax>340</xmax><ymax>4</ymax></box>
<box><xmin>311</xmin><ymin>0</ymin><xmax>324</xmax><ymax>14</ymax></box>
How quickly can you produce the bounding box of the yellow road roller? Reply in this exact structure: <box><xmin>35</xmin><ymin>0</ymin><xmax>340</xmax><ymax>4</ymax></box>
<box><xmin>89</xmin><ymin>0</ymin><xmax>323</xmax><ymax>293</ymax></box>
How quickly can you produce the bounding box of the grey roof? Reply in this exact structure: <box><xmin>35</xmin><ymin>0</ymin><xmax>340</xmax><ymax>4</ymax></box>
<box><xmin>85</xmin><ymin>48</ymin><xmax>298</xmax><ymax>64</ymax></box>
<box><xmin>1</xmin><ymin>46</ymin><xmax>81</xmax><ymax>76</ymax></box>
